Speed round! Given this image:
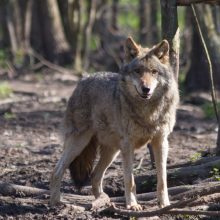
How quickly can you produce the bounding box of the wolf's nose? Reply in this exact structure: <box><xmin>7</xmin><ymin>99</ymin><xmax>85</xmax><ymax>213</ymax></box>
<box><xmin>142</xmin><ymin>86</ymin><xmax>151</xmax><ymax>94</ymax></box>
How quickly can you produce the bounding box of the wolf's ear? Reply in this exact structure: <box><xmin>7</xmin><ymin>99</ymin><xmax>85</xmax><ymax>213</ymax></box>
<box><xmin>124</xmin><ymin>37</ymin><xmax>140</xmax><ymax>62</ymax></box>
<box><xmin>152</xmin><ymin>40</ymin><xmax>169</xmax><ymax>64</ymax></box>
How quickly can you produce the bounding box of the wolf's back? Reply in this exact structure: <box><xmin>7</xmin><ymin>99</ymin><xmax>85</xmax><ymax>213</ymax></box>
<box><xmin>64</xmin><ymin>72</ymin><xmax>119</xmax><ymax>189</ymax></box>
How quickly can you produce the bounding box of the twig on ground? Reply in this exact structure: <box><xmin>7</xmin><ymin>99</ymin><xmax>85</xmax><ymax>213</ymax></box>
<box><xmin>134</xmin><ymin>157</ymin><xmax>144</xmax><ymax>171</ymax></box>
<box><xmin>111</xmin><ymin>181</ymin><xmax>219</xmax><ymax>203</ymax></box>
<box><xmin>107</xmin><ymin>183</ymin><xmax>220</xmax><ymax>217</ymax></box>
<box><xmin>171</xmin><ymin>183</ymin><xmax>220</xmax><ymax>200</ymax></box>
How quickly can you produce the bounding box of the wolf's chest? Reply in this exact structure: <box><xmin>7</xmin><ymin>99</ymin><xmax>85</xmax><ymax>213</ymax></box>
<box><xmin>127</xmin><ymin>110</ymin><xmax>165</xmax><ymax>149</ymax></box>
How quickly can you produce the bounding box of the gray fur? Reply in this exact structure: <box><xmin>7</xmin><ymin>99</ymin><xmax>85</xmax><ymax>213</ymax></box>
<box><xmin>50</xmin><ymin>38</ymin><xmax>179</xmax><ymax>210</ymax></box>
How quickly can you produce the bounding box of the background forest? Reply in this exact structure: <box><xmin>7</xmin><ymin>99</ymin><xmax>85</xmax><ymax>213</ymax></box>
<box><xmin>1</xmin><ymin>0</ymin><xmax>220</xmax><ymax>219</ymax></box>
<box><xmin>0</xmin><ymin>0</ymin><xmax>220</xmax><ymax>91</ymax></box>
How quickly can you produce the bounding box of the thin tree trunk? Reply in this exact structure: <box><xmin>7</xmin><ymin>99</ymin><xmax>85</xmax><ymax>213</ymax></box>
<box><xmin>46</xmin><ymin>0</ymin><xmax>70</xmax><ymax>63</ymax></box>
<box><xmin>139</xmin><ymin>0</ymin><xmax>159</xmax><ymax>46</ymax></box>
<box><xmin>139</xmin><ymin>0</ymin><xmax>150</xmax><ymax>45</ymax></box>
<box><xmin>111</xmin><ymin>0</ymin><xmax>119</xmax><ymax>31</ymax></box>
<box><xmin>160</xmin><ymin>0</ymin><xmax>180</xmax><ymax>81</ymax></box>
<box><xmin>6</xmin><ymin>0</ymin><xmax>18</xmax><ymax>57</ymax></box>
<box><xmin>73</xmin><ymin>0</ymin><xmax>83</xmax><ymax>72</ymax></box>
<box><xmin>23</xmin><ymin>0</ymin><xmax>33</xmax><ymax>66</ymax></box>
<box><xmin>82</xmin><ymin>0</ymin><xmax>97</xmax><ymax>70</ymax></box>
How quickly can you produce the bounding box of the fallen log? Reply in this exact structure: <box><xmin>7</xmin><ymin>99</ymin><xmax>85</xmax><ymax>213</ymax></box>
<box><xmin>0</xmin><ymin>181</ymin><xmax>49</xmax><ymax>197</ymax></box>
<box><xmin>106</xmin><ymin>184</ymin><xmax>220</xmax><ymax>218</ymax></box>
<box><xmin>135</xmin><ymin>158</ymin><xmax>220</xmax><ymax>192</ymax></box>
<box><xmin>111</xmin><ymin>181</ymin><xmax>220</xmax><ymax>202</ymax></box>
<box><xmin>167</xmin><ymin>156</ymin><xmax>220</xmax><ymax>169</ymax></box>
<box><xmin>0</xmin><ymin>181</ymin><xmax>93</xmax><ymax>204</ymax></box>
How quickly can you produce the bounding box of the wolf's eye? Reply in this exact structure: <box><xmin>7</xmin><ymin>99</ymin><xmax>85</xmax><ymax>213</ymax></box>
<box><xmin>134</xmin><ymin>69</ymin><xmax>141</xmax><ymax>74</ymax></box>
<box><xmin>152</xmin><ymin>69</ymin><xmax>158</xmax><ymax>75</ymax></box>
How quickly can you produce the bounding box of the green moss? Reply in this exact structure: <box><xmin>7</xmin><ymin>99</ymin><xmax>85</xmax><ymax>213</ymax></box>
<box><xmin>190</xmin><ymin>152</ymin><xmax>202</xmax><ymax>162</ymax></box>
<box><xmin>3</xmin><ymin>112</ymin><xmax>16</xmax><ymax>120</ymax></box>
<box><xmin>210</xmin><ymin>167</ymin><xmax>220</xmax><ymax>181</ymax></box>
<box><xmin>0</xmin><ymin>82</ymin><xmax>13</xmax><ymax>99</ymax></box>
<box><xmin>202</xmin><ymin>102</ymin><xmax>220</xmax><ymax>119</ymax></box>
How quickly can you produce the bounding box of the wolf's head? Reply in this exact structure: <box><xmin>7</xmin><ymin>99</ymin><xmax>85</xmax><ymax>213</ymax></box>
<box><xmin>120</xmin><ymin>37</ymin><xmax>173</xmax><ymax>101</ymax></box>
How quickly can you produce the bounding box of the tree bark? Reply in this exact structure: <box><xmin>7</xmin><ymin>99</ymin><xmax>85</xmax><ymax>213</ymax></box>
<box><xmin>0</xmin><ymin>1</ymin><xmax>10</xmax><ymax>49</ymax></box>
<box><xmin>139</xmin><ymin>0</ymin><xmax>159</xmax><ymax>46</ymax></box>
<box><xmin>111</xmin><ymin>0</ymin><xmax>119</xmax><ymax>31</ymax></box>
<box><xmin>82</xmin><ymin>0</ymin><xmax>97</xmax><ymax>70</ymax></box>
<box><xmin>72</xmin><ymin>0</ymin><xmax>83</xmax><ymax>72</ymax></box>
<box><xmin>160</xmin><ymin>0</ymin><xmax>180</xmax><ymax>80</ymax></box>
<box><xmin>185</xmin><ymin>5</ymin><xmax>220</xmax><ymax>92</ymax></box>
<box><xmin>6</xmin><ymin>0</ymin><xmax>18</xmax><ymax>57</ymax></box>
<box><xmin>45</xmin><ymin>0</ymin><xmax>71</xmax><ymax>64</ymax></box>
<box><xmin>31</xmin><ymin>0</ymin><xmax>71</xmax><ymax>65</ymax></box>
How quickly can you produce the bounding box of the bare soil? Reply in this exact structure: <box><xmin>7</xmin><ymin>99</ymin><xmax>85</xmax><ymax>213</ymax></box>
<box><xmin>0</xmin><ymin>72</ymin><xmax>218</xmax><ymax>219</ymax></box>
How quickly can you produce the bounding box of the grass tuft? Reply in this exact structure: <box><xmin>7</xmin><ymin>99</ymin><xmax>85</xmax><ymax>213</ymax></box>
<box><xmin>0</xmin><ymin>82</ymin><xmax>13</xmax><ymax>99</ymax></box>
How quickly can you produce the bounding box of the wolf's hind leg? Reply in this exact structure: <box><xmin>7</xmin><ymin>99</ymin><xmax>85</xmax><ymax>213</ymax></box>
<box><xmin>50</xmin><ymin>131</ymin><xmax>93</xmax><ymax>206</ymax></box>
<box><xmin>91</xmin><ymin>146</ymin><xmax>119</xmax><ymax>199</ymax></box>
<box><xmin>151</xmin><ymin>135</ymin><xmax>170</xmax><ymax>207</ymax></box>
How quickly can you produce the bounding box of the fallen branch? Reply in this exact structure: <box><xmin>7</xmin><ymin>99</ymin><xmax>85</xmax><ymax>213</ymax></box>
<box><xmin>108</xmin><ymin>204</ymin><xmax>220</xmax><ymax>217</ymax></box>
<box><xmin>0</xmin><ymin>181</ymin><xmax>49</xmax><ymax>197</ymax></box>
<box><xmin>136</xmin><ymin>158</ymin><xmax>220</xmax><ymax>191</ymax></box>
<box><xmin>106</xmin><ymin>184</ymin><xmax>220</xmax><ymax>217</ymax></box>
<box><xmin>107</xmin><ymin>196</ymin><xmax>198</xmax><ymax>218</ymax></box>
<box><xmin>0</xmin><ymin>181</ymin><xmax>93</xmax><ymax>203</ymax></box>
<box><xmin>167</xmin><ymin>209</ymin><xmax>220</xmax><ymax>216</ymax></box>
<box><xmin>28</xmin><ymin>48</ymin><xmax>74</xmax><ymax>75</ymax></box>
<box><xmin>167</xmin><ymin>156</ymin><xmax>220</xmax><ymax>169</ymax></box>
<box><xmin>111</xmin><ymin>181</ymin><xmax>219</xmax><ymax>203</ymax></box>
<box><xmin>171</xmin><ymin>182</ymin><xmax>220</xmax><ymax>200</ymax></box>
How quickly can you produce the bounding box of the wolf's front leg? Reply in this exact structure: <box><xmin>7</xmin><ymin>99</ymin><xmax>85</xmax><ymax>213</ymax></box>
<box><xmin>151</xmin><ymin>134</ymin><xmax>170</xmax><ymax>207</ymax></box>
<box><xmin>121</xmin><ymin>140</ymin><xmax>142</xmax><ymax>211</ymax></box>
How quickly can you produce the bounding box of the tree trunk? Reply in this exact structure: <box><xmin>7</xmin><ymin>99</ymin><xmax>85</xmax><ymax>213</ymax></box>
<box><xmin>82</xmin><ymin>0</ymin><xmax>97</xmax><ymax>70</ymax></box>
<box><xmin>31</xmin><ymin>0</ymin><xmax>71</xmax><ymax>65</ymax></box>
<box><xmin>184</xmin><ymin>5</ymin><xmax>220</xmax><ymax>155</ymax></box>
<box><xmin>111</xmin><ymin>0</ymin><xmax>119</xmax><ymax>31</ymax></box>
<box><xmin>184</xmin><ymin>28</ymin><xmax>209</xmax><ymax>91</ymax></box>
<box><xmin>139</xmin><ymin>0</ymin><xmax>150</xmax><ymax>45</ymax></box>
<box><xmin>139</xmin><ymin>0</ymin><xmax>159</xmax><ymax>46</ymax></box>
<box><xmin>72</xmin><ymin>0</ymin><xmax>84</xmax><ymax>72</ymax></box>
<box><xmin>46</xmin><ymin>0</ymin><xmax>71</xmax><ymax>64</ymax></box>
<box><xmin>6</xmin><ymin>0</ymin><xmax>18</xmax><ymax>57</ymax></box>
<box><xmin>185</xmin><ymin>5</ymin><xmax>220</xmax><ymax>92</ymax></box>
<box><xmin>160</xmin><ymin>0</ymin><xmax>180</xmax><ymax>80</ymax></box>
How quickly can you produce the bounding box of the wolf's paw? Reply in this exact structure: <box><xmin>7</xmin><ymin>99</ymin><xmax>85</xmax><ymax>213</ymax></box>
<box><xmin>92</xmin><ymin>193</ymin><xmax>111</xmax><ymax>211</ymax></box>
<box><xmin>127</xmin><ymin>204</ymin><xmax>142</xmax><ymax>211</ymax></box>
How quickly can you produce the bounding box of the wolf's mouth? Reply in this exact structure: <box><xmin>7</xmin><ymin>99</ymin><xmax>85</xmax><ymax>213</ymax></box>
<box><xmin>135</xmin><ymin>87</ymin><xmax>151</xmax><ymax>99</ymax></box>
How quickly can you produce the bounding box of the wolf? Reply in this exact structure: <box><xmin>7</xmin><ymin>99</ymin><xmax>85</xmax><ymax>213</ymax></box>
<box><xmin>50</xmin><ymin>37</ymin><xmax>179</xmax><ymax>210</ymax></box>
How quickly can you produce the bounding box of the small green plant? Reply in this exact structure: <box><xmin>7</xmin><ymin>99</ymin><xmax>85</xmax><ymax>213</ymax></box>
<box><xmin>190</xmin><ymin>152</ymin><xmax>202</xmax><ymax>162</ymax></box>
<box><xmin>210</xmin><ymin>167</ymin><xmax>220</xmax><ymax>181</ymax></box>
<box><xmin>0</xmin><ymin>82</ymin><xmax>13</xmax><ymax>99</ymax></box>
<box><xmin>202</xmin><ymin>102</ymin><xmax>220</xmax><ymax>119</ymax></box>
<box><xmin>4</xmin><ymin>112</ymin><xmax>16</xmax><ymax>120</ymax></box>
<box><xmin>15</xmin><ymin>143</ymin><xmax>23</xmax><ymax>148</ymax></box>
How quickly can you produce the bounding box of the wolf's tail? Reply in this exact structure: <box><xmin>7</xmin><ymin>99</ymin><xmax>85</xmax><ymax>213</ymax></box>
<box><xmin>68</xmin><ymin>136</ymin><xmax>98</xmax><ymax>190</ymax></box>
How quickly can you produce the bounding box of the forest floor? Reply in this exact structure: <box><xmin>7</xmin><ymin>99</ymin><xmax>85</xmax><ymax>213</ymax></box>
<box><xmin>0</xmin><ymin>71</ymin><xmax>219</xmax><ymax>219</ymax></box>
